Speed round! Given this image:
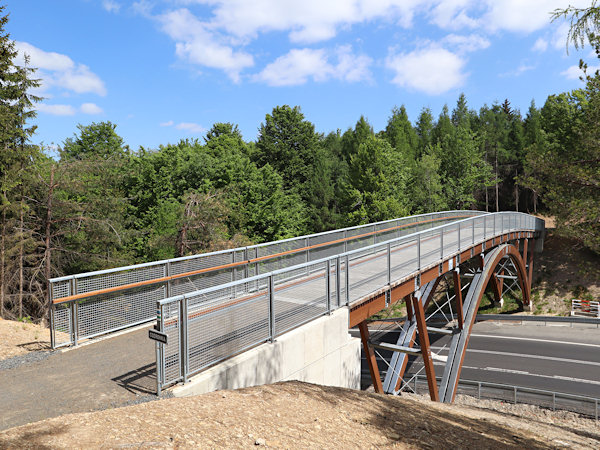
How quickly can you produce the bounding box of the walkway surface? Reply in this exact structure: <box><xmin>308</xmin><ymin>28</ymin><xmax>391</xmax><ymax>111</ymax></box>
<box><xmin>0</xmin><ymin>326</ymin><xmax>156</xmax><ymax>431</ymax></box>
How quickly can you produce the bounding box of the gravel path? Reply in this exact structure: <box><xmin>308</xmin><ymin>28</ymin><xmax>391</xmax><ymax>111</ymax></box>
<box><xmin>0</xmin><ymin>326</ymin><xmax>157</xmax><ymax>431</ymax></box>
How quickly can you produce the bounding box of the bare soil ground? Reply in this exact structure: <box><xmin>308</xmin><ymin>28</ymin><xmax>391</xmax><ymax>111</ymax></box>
<box><xmin>531</xmin><ymin>217</ymin><xmax>600</xmax><ymax>316</ymax></box>
<box><xmin>1</xmin><ymin>381</ymin><xmax>598</xmax><ymax>449</ymax></box>
<box><xmin>0</xmin><ymin>318</ymin><xmax>50</xmax><ymax>360</ymax></box>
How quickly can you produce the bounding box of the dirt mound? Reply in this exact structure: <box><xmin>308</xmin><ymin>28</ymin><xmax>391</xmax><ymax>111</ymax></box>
<box><xmin>1</xmin><ymin>381</ymin><xmax>598</xmax><ymax>449</ymax></box>
<box><xmin>532</xmin><ymin>231</ymin><xmax>600</xmax><ymax>315</ymax></box>
<box><xmin>0</xmin><ymin>318</ymin><xmax>50</xmax><ymax>361</ymax></box>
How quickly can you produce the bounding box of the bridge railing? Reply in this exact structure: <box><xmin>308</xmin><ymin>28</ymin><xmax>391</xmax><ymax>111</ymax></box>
<box><xmin>155</xmin><ymin>212</ymin><xmax>544</xmax><ymax>391</ymax></box>
<box><xmin>49</xmin><ymin>210</ymin><xmax>480</xmax><ymax>348</ymax></box>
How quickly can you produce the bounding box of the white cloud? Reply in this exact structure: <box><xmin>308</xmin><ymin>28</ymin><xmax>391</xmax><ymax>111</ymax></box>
<box><xmin>55</xmin><ymin>65</ymin><xmax>107</xmax><ymax>96</ymax></box>
<box><xmin>442</xmin><ymin>34</ymin><xmax>490</xmax><ymax>53</ymax></box>
<box><xmin>197</xmin><ymin>0</ymin><xmax>421</xmax><ymax>44</ymax></box>
<box><xmin>144</xmin><ymin>1</ymin><xmax>588</xmax><ymax>83</ymax></box>
<box><xmin>255</xmin><ymin>46</ymin><xmax>371</xmax><ymax>86</ymax></box>
<box><xmin>15</xmin><ymin>41</ymin><xmax>107</xmax><ymax>96</ymax></box>
<box><xmin>160</xmin><ymin>120</ymin><xmax>206</xmax><ymax>133</ymax></box>
<box><xmin>80</xmin><ymin>102</ymin><xmax>103</xmax><ymax>114</ymax></box>
<box><xmin>561</xmin><ymin>64</ymin><xmax>600</xmax><ymax>80</ymax></box>
<box><xmin>500</xmin><ymin>63</ymin><xmax>535</xmax><ymax>77</ymax></box>
<box><xmin>386</xmin><ymin>45</ymin><xmax>466</xmax><ymax>95</ymax></box>
<box><xmin>102</xmin><ymin>0</ymin><xmax>121</xmax><ymax>13</ymax></box>
<box><xmin>37</xmin><ymin>103</ymin><xmax>76</xmax><ymax>116</ymax></box>
<box><xmin>482</xmin><ymin>0</ymin><xmax>590</xmax><ymax>33</ymax></box>
<box><xmin>159</xmin><ymin>8</ymin><xmax>254</xmax><ymax>82</ymax></box>
<box><xmin>429</xmin><ymin>0</ymin><xmax>478</xmax><ymax>30</ymax></box>
<box><xmin>532</xmin><ymin>38</ymin><xmax>548</xmax><ymax>52</ymax></box>
<box><xmin>175</xmin><ymin>122</ymin><xmax>205</xmax><ymax>133</ymax></box>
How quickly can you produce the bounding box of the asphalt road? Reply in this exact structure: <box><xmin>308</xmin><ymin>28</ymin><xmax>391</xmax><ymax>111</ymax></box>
<box><xmin>356</xmin><ymin>321</ymin><xmax>600</xmax><ymax>398</ymax></box>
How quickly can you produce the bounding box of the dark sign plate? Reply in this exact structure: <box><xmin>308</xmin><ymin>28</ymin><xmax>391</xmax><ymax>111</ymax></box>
<box><xmin>148</xmin><ymin>329</ymin><xmax>168</xmax><ymax>344</ymax></box>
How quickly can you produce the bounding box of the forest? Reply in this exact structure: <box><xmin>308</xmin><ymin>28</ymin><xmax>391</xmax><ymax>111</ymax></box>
<box><xmin>0</xmin><ymin>5</ymin><xmax>598</xmax><ymax>322</ymax></box>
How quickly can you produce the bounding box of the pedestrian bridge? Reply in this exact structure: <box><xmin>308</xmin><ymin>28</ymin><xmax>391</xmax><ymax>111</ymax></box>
<box><xmin>49</xmin><ymin>211</ymin><xmax>544</xmax><ymax>402</ymax></box>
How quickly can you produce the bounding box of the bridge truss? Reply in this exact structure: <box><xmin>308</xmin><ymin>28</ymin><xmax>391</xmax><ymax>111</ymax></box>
<box><xmin>361</xmin><ymin>240</ymin><xmax>536</xmax><ymax>402</ymax></box>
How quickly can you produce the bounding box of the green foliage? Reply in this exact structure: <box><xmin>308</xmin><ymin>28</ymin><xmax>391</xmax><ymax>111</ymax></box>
<box><xmin>62</xmin><ymin>122</ymin><xmax>128</xmax><ymax>161</ymax></box>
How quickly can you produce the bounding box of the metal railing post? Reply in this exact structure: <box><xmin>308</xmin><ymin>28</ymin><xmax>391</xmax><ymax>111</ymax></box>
<box><xmin>417</xmin><ymin>235</ymin><xmax>421</xmax><ymax>271</ymax></box>
<box><xmin>387</xmin><ymin>243</ymin><xmax>391</xmax><ymax>286</ymax></box>
<box><xmin>478</xmin><ymin>382</ymin><xmax>481</xmax><ymax>400</ymax></box>
<box><xmin>514</xmin><ymin>386</ymin><xmax>517</xmax><ymax>404</ymax></box>
<box><xmin>156</xmin><ymin>302</ymin><xmax>164</xmax><ymax>396</ymax></box>
<box><xmin>484</xmin><ymin>216</ymin><xmax>487</xmax><ymax>240</ymax></box>
<box><xmin>345</xmin><ymin>255</ymin><xmax>350</xmax><ymax>305</ymax></box>
<box><xmin>335</xmin><ymin>257</ymin><xmax>341</xmax><ymax>307</ymax></box>
<box><xmin>180</xmin><ymin>296</ymin><xmax>188</xmax><ymax>383</ymax></box>
<box><xmin>71</xmin><ymin>278</ymin><xmax>79</xmax><ymax>346</ymax></box>
<box><xmin>326</xmin><ymin>259</ymin><xmax>331</xmax><ymax>315</ymax></box>
<box><xmin>440</xmin><ymin>227</ymin><xmax>444</xmax><ymax>260</ymax></box>
<box><xmin>268</xmin><ymin>275</ymin><xmax>275</xmax><ymax>342</ymax></box>
<box><xmin>165</xmin><ymin>261</ymin><xmax>171</xmax><ymax>298</ymax></box>
<box><xmin>552</xmin><ymin>393</ymin><xmax>556</xmax><ymax>411</ymax></box>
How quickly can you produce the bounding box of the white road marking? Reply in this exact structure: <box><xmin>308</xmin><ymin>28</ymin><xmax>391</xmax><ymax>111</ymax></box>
<box><xmin>470</xmin><ymin>334</ymin><xmax>600</xmax><ymax>349</ymax></box>
<box><xmin>414</xmin><ymin>363</ymin><xmax>600</xmax><ymax>386</ymax></box>
<box><xmin>429</xmin><ymin>347</ymin><xmax>600</xmax><ymax>367</ymax></box>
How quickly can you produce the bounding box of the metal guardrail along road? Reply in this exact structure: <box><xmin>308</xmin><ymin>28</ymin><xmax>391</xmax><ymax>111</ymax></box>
<box><xmin>408</xmin><ymin>375</ymin><xmax>599</xmax><ymax>421</ymax></box>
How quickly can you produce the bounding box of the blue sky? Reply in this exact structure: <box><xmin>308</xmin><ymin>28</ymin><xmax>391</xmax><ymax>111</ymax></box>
<box><xmin>6</xmin><ymin>0</ymin><xmax>596</xmax><ymax>150</ymax></box>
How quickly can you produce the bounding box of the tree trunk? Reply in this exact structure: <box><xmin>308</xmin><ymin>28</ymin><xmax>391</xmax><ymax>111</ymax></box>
<box><xmin>495</xmin><ymin>146</ymin><xmax>499</xmax><ymax>212</ymax></box>
<box><xmin>18</xmin><ymin>190</ymin><xmax>24</xmax><ymax>319</ymax></box>
<box><xmin>485</xmin><ymin>148</ymin><xmax>489</xmax><ymax>212</ymax></box>
<box><xmin>0</xmin><ymin>208</ymin><xmax>5</xmax><ymax>319</ymax></box>
<box><xmin>514</xmin><ymin>169</ymin><xmax>519</xmax><ymax>212</ymax></box>
<box><xmin>44</xmin><ymin>165</ymin><xmax>55</xmax><ymax>320</ymax></box>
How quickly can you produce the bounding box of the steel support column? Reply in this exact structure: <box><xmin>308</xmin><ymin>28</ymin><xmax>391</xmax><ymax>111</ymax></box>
<box><xmin>358</xmin><ymin>320</ymin><xmax>383</xmax><ymax>394</ymax></box>
<box><xmin>453</xmin><ymin>269</ymin><xmax>464</xmax><ymax>330</ymax></box>
<box><xmin>411</xmin><ymin>294</ymin><xmax>439</xmax><ymax>401</ymax></box>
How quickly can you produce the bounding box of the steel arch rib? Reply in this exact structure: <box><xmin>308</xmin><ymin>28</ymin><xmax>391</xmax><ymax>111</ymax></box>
<box><xmin>439</xmin><ymin>244</ymin><xmax>530</xmax><ymax>403</ymax></box>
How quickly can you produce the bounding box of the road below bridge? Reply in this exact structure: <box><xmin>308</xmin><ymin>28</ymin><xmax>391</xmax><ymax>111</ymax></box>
<box><xmin>356</xmin><ymin>321</ymin><xmax>600</xmax><ymax>398</ymax></box>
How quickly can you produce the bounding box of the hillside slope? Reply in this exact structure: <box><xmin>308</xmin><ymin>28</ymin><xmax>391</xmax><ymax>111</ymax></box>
<box><xmin>1</xmin><ymin>381</ymin><xmax>598</xmax><ymax>449</ymax></box>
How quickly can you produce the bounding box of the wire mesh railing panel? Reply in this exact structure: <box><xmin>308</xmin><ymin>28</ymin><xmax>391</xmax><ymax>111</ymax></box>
<box><xmin>169</xmin><ymin>252</ymin><xmax>233</xmax><ymax>276</ymax></box>
<box><xmin>51</xmin><ymin>302</ymin><xmax>72</xmax><ymax>347</ymax></box>
<box><xmin>254</xmin><ymin>250</ymin><xmax>307</xmax><ymax>275</ymax></box>
<box><xmin>274</xmin><ymin>261</ymin><xmax>328</xmax><ymax>336</ymax></box>
<box><xmin>256</xmin><ymin>238</ymin><xmax>307</xmax><ymax>259</ymax></box>
<box><xmin>186</xmin><ymin>290</ymin><xmax>270</xmax><ymax>374</ymax></box>
<box><xmin>75</xmin><ymin>264</ymin><xmax>166</xmax><ymax>295</ymax></box>
<box><xmin>348</xmin><ymin>247</ymin><xmax>389</xmax><ymax>303</ymax></box>
<box><xmin>308</xmin><ymin>230</ymin><xmax>344</xmax><ymax>246</ymax></box>
<box><xmin>346</xmin><ymin>235</ymin><xmax>375</xmax><ymax>251</ymax></box>
<box><xmin>51</xmin><ymin>279</ymin><xmax>71</xmax><ymax>301</ymax></box>
<box><xmin>390</xmin><ymin>237</ymin><xmax>418</xmax><ymax>280</ymax></box>
<box><xmin>309</xmin><ymin>241</ymin><xmax>345</xmax><ymax>261</ymax></box>
<box><xmin>170</xmin><ymin>269</ymin><xmax>234</xmax><ymax>297</ymax></box>
<box><xmin>441</xmin><ymin>224</ymin><xmax>459</xmax><ymax>259</ymax></box>
<box><xmin>77</xmin><ymin>284</ymin><xmax>164</xmax><ymax>340</ymax></box>
<box><xmin>162</xmin><ymin>301</ymin><xmax>182</xmax><ymax>386</ymax></box>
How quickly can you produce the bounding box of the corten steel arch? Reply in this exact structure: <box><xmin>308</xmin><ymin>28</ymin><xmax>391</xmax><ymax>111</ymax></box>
<box><xmin>360</xmin><ymin>241</ymin><xmax>535</xmax><ymax>403</ymax></box>
<box><xmin>438</xmin><ymin>243</ymin><xmax>530</xmax><ymax>402</ymax></box>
